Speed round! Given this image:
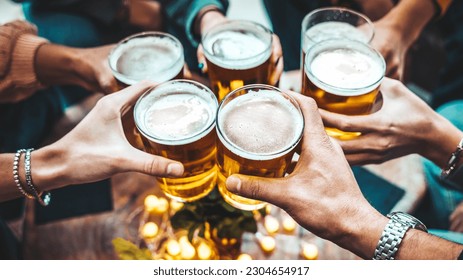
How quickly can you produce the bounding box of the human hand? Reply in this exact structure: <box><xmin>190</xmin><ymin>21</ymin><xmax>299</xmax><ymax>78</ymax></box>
<box><xmin>225</xmin><ymin>91</ymin><xmax>387</xmax><ymax>259</ymax></box>
<box><xmin>370</xmin><ymin>18</ymin><xmax>409</xmax><ymax>80</ymax></box>
<box><xmin>33</xmin><ymin>81</ymin><xmax>184</xmax><ymax>190</ymax></box>
<box><xmin>450</xmin><ymin>202</ymin><xmax>463</xmax><ymax>233</ymax></box>
<box><xmin>320</xmin><ymin>78</ymin><xmax>463</xmax><ymax>167</ymax></box>
<box><xmin>36</xmin><ymin>44</ymin><xmax>118</xmax><ymax>94</ymax></box>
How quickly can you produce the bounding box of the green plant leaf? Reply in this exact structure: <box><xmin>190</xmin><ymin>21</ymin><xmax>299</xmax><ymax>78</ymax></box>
<box><xmin>112</xmin><ymin>238</ymin><xmax>152</xmax><ymax>260</ymax></box>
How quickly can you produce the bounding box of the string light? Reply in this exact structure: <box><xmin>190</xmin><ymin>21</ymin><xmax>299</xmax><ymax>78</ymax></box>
<box><xmin>197</xmin><ymin>241</ymin><xmax>213</xmax><ymax>260</ymax></box>
<box><xmin>166</xmin><ymin>239</ymin><xmax>181</xmax><ymax>256</ymax></box>
<box><xmin>141</xmin><ymin>222</ymin><xmax>159</xmax><ymax>239</ymax></box>
<box><xmin>237</xmin><ymin>253</ymin><xmax>252</xmax><ymax>260</ymax></box>
<box><xmin>259</xmin><ymin>236</ymin><xmax>276</xmax><ymax>253</ymax></box>
<box><xmin>264</xmin><ymin>215</ymin><xmax>280</xmax><ymax>234</ymax></box>
<box><xmin>282</xmin><ymin>216</ymin><xmax>297</xmax><ymax>233</ymax></box>
<box><xmin>301</xmin><ymin>243</ymin><xmax>318</xmax><ymax>260</ymax></box>
<box><xmin>179</xmin><ymin>236</ymin><xmax>196</xmax><ymax>260</ymax></box>
<box><xmin>144</xmin><ymin>195</ymin><xmax>159</xmax><ymax>212</ymax></box>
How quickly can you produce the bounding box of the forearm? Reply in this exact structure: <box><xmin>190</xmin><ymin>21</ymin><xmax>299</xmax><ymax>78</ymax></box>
<box><xmin>396</xmin><ymin>229</ymin><xmax>463</xmax><ymax>259</ymax></box>
<box><xmin>381</xmin><ymin>0</ymin><xmax>436</xmax><ymax>46</ymax></box>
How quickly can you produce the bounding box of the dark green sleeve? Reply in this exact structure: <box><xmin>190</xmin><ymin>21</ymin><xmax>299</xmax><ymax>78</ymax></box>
<box><xmin>13</xmin><ymin>0</ymin><xmax>123</xmax><ymax>26</ymax></box>
<box><xmin>162</xmin><ymin>0</ymin><xmax>229</xmax><ymax>47</ymax></box>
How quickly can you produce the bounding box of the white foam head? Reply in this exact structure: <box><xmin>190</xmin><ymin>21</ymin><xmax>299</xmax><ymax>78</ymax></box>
<box><xmin>305</xmin><ymin>39</ymin><xmax>385</xmax><ymax>96</ymax></box>
<box><xmin>135</xmin><ymin>80</ymin><xmax>218</xmax><ymax>145</ymax></box>
<box><xmin>203</xmin><ymin>21</ymin><xmax>272</xmax><ymax>70</ymax></box>
<box><xmin>109</xmin><ymin>32</ymin><xmax>184</xmax><ymax>85</ymax></box>
<box><xmin>303</xmin><ymin>21</ymin><xmax>371</xmax><ymax>52</ymax></box>
<box><xmin>217</xmin><ymin>87</ymin><xmax>304</xmax><ymax>160</ymax></box>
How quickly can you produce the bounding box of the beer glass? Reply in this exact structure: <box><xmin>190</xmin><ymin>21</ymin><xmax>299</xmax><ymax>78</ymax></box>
<box><xmin>302</xmin><ymin>39</ymin><xmax>386</xmax><ymax>139</ymax></box>
<box><xmin>134</xmin><ymin>80</ymin><xmax>218</xmax><ymax>202</ymax></box>
<box><xmin>109</xmin><ymin>32</ymin><xmax>184</xmax><ymax>149</ymax></box>
<box><xmin>216</xmin><ymin>84</ymin><xmax>304</xmax><ymax>211</ymax></box>
<box><xmin>301</xmin><ymin>7</ymin><xmax>374</xmax><ymax>90</ymax></box>
<box><xmin>202</xmin><ymin>20</ymin><xmax>273</xmax><ymax>102</ymax></box>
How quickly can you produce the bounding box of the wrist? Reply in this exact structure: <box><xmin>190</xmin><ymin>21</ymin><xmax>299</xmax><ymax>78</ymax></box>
<box><xmin>381</xmin><ymin>0</ymin><xmax>435</xmax><ymax>47</ymax></box>
<box><xmin>197</xmin><ymin>8</ymin><xmax>226</xmax><ymax>37</ymax></box>
<box><xmin>423</xmin><ymin>115</ymin><xmax>463</xmax><ymax>168</ymax></box>
<box><xmin>31</xmin><ymin>143</ymin><xmax>70</xmax><ymax>192</ymax></box>
<box><xmin>334</xmin><ymin>202</ymin><xmax>388</xmax><ymax>259</ymax></box>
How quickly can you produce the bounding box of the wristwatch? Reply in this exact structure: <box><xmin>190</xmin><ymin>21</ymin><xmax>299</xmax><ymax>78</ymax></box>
<box><xmin>373</xmin><ymin>212</ymin><xmax>427</xmax><ymax>260</ymax></box>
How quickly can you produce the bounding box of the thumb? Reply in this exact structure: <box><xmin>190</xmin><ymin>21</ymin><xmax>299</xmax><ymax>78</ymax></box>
<box><xmin>123</xmin><ymin>147</ymin><xmax>184</xmax><ymax>177</ymax></box>
<box><xmin>226</xmin><ymin>174</ymin><xmax>285</xmax><ymax>205</ymax></box>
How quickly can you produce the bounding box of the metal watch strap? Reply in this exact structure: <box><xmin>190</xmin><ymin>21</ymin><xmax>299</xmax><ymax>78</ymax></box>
<box><xmin>374</xmin><ymin>217</ymin><xmax>410</xmax><ymax>260</ymax></box>
<box><xmin>373</xmin><ymin>212</ymin><xmax>427</xmax><ymax>260</ymax></box>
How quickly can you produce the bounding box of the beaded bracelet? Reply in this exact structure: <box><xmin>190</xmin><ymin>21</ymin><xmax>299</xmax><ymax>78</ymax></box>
<box><xmin>24</xmin><ymin>148</ymin><xmax>51</xmax><ymax>206</ymax></box>
<box><xmin>13</xmin><ymin>149</ymin><xmax>34</xmax><ymax>199</ymax></box>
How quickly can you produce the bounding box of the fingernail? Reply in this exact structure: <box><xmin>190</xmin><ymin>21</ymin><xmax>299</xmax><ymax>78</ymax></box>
<box><xmin>198</xmin><ymin>62</ymin><xmax>204</xmax><ymax>71</ymax></box>
<box><xmin>226</xmin><ymin>176</ymin><xmax>241</xmax><ymax>193</ymax></box>
<box><xmin>167</xmin><ymin>163</ymin><xmax>184</xmax><ymax>177</ymax></box>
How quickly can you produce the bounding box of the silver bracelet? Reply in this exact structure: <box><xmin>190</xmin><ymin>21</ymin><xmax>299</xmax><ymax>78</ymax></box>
<box><xmin>13</xmin><ymin>149</ymin><xmax>35</xmax><ymax>199</ymax></box>
<box><xmin>24</xmin><ymin>148</ymin><xmax>51</xmax><ymax>206</ymax></box>
<box><xmin>441</xmin><ymin>138</ymin><xmax>463</xmax><ymax>180</ymax></box>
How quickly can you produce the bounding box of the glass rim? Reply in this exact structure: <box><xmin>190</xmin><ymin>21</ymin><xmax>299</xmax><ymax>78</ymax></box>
<box><xmin>201</xmin><ymin>20</ymin><xmax>273</xmax><ymax>64</ymax></box>
<box><xmin>304</xmin><ymin>38</ymin><xmax>386</xmax><ymax>95</ymax></box>
<box><xmin>301</xmin><ymin>7</ymin><xmax>375</xmax><ymax>45</ymax></box>
<box><xmin>108</xmin><ymin>31</ymin><xmax>184</xmax><ymax>79</ymax></box>
<box><xmin>216</xmin><ymin>84</ymin><xmax>304</xmax><ymax>160</ymax></box>
<box><xmin>134</xmin><ymin>79</ymin><xmax>218</xmax><ymax>146</ymax></box>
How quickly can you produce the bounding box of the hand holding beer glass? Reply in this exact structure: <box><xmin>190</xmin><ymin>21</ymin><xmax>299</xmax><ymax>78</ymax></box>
<box><xmin>108</xmin><ymin>32</ymin><xmax>185</xmax><ymax>149</ymax></box>
<box><xmin>302</xmin><ymin>39</ymin><xmax>386</xmax><ymax>140</ymax></box>
<box><xmin>216</xmin><ymin>85</ymin><xmax>304</xmax><ymax>211</ymax></box>
<box><xmin>134</xmin><ymin>80</ymin><xmax>218</xmax><ymax>202</ymax></box>
<box><xmin>201</xmin><ymin>21</ymin><xmax>274</xmax><ymax>101</ymax></box>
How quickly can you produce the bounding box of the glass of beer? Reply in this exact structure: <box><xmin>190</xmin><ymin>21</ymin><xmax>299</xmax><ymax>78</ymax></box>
<box><xmin>134</xmin><ymin>80</ymin><xmax>218</xmax><ymax>202</ymax></box>
<box><xmin>216</xmin><ymin>84</ymin><xmax>304</xmax><ymax>211</ymax></box>
<box><xmin>302</xmin><ymin>39</ymin><xmax>386</xmax><ymax>140</ymax></box>
<box><xmin>108</xmin><ymin>32</ymin><xmax>184</xmax><ymax>149</ymax></box>
<box><xmin>301</xmin><ymin>7</ymin><xmax>374</xmax><ymax>90</ymax></box>
<box><xmin>202</xmin><ymin>20</ymin><xmax>273</xmax><ymax>102</ymax></box>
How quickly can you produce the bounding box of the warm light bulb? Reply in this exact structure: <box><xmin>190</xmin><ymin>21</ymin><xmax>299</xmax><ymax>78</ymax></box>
<box><xmin>170</xmin><ymin>200</ymin><xmax>184</xmax><ymax>212</ymax></box>
<box><xmin>166</xmin><ymin>239</ymin><xmax>181</xmax><ymax>256</ymax></box>
<box><xmin>265</xmin><ymin>204</ymin><xmax>272</xmax><ymax>215</ymax></box>
<box><xmin>260</xmin><ymin>236</ymin><xmax>276</xmax><ymax>253</ymax></box>
<box><xmin>197</xmin><ymin>241</ymin><xmax>213</xmax><ymax>260</ymax></box>
<box><xmin>302</xmin><ymin>243</ymin><xmax>318</xmax><ymax>260</ymax></box>
<box><xmin>144</xmin><ymin>195</ymin><xmax>159</xmax><ymax>212</ymax></box>
<box><xmin>179</xmin><ymin>236</ymin><xmax>196</xmax><ymax>260</ymax></box>
<box><xmin>155</xmin><ymin>198</ymin><xmax>169</xmax><ymax>214</ymax></box>
<box><xmin>141</xmin><ymin>222</ymin><xmax>159</xmax><ymax>239</ymax></box>
<box><xmin>237</xmin><ymin>253</ymin><xmax>252</xmax><ymax>260</ymax></box>
<box><xmin>282</xmin><ymin>216</ymin><xmax>297</xmax><ymax>233</ymax></box>
<box><xmin>264</xmin><ymin>215</ymin><xmax>280</xmax><ymax>234</ymax></box>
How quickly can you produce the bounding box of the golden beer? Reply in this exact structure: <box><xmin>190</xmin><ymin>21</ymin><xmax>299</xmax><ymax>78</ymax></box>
<box><xmin>202</xmin><ymin>21</ymin><xmax>273</xmax><ymax>101</ymax></box>
<box><xmin>216</xmin><ymin>85</ymin><xmax>304</xmax><ymax>211</ymax></box>
<box><xmin>302</xmin><ymin>39</ymin><xmax>385</xmax><ymax>139</ymax></box>
<box><xmin>109</xmin><ymin>32</ymin><xmax>185</xmax><ymax>149</ymax></box>
<box><xmin>300</xmin><ymin>8</ymin><xmax>374</xmax><ymax>91</ymax></box>
<box><xmin>134</xmin><ymin>80</ymin><xmax>218</xmax><ymax>202</ymax></box>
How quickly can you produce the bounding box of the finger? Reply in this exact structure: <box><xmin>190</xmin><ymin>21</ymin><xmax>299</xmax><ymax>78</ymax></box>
<box><xmin>107</xmin><ymin>80</ymin><xmax>156</xmax><ymax>113</ymax></box>
<box><xmin>345</xmin><ymin>153</ymin><xmax>389</xmax><ymax>166</ymax></box>
<box><xmin>449</xmin><ymin>216</ymin><xmax>463</xmax><ymax>232</ymax></box>
<box><xmin>386</xmin><ymin>64</ymin><xmax>400</xmax><ymax>80</ymax></box>
<box><xmin>285</xmin><ymin>91</ymin><xmax>326</xmax><ymax>137</ymax></box>
<box><xmin>99</xmin><ymin>75</ymin><xmax>119</xmax><ymax>94</ymax></box>
<box><xmin>123</xmin><ymin>147</ymin><xmax>184</xmax><ymax>177</ymax></box>
<box><xmin>197</xmin><ymin>44</ymin><xmax>208</xmax><ymax>74</ymax></box>
<box><xmin>319</xmin><ymin>109</ymin><xmax>377</xmax><ymax>133</ymax></box>
<box><xmin>270</xmin><ymin>56</ymin><xmax>284</xmax><ymax>86</ymax></box>
<box><xmin>336</xmin><ymin>133</ymin><xmax>389</xmax><ymax>155</ymax></box>
<box><xmin>226</xmin><ymin>174</ymin><xmax>286</xmax><ymax>205</ymax></box>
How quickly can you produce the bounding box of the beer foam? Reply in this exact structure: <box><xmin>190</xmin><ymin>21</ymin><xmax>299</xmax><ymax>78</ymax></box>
<box><xmin>303</xmin><ymin>22</ymin><xmax>370</xmax><ymax>51</ymax></box>
<box><xmin>218</xmin><ymin>90</ymin><xmax>303</xmax><ymax>159</ymax></box>
<box><xmin>204</xmin><ymin>31</ymin><xmax>271</xmax><ymax>70</ymax></box>
<box><xmin>109</xmin><ymin>36</ymin><xmax>183</xmax><ymax>85</ymax></box>
<box><xmin>309</xmin><ymin>48</ymin><xmax>383</xmax><ymax>95</ymax></box>
<box><xmin>135</xmin><ymin>82</ymin><xmax>217</xmax><ymax>145</ymax></box>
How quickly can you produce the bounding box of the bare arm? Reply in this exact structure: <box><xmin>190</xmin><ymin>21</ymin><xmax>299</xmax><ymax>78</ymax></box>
<box><xmin>0</xmin><ymin>82</ymin><xmax>184</xmax><ymax>203</ymax></box>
